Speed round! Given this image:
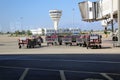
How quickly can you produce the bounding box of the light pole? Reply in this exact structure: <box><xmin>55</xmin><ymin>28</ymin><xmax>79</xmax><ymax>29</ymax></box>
<box><xmin>118</xmin><ymin>0</ymin><xmax>120</xmax><ymax>45</ymax></box>
<box><xmin>20</xmin><ymin>17</ymin><xmax>23</xmax><ymax>31</ymax></box>
<box><xmin>72</xmin><ymin>8</ymin><xmax>75</xmax><ymax>28</ymax></box>
<box><xmin>111</xmin><ymin>0</ymin><xmax>114</xmax><ymax>36</ymax></box>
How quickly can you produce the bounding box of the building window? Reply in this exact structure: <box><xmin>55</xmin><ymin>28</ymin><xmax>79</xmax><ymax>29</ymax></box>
<box><xmin>89</xmin><ymin>7</ymin><xmax>92</xmax><ymax>11</ymax></box>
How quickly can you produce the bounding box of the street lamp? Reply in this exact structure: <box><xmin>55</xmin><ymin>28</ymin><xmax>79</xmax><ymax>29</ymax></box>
<box><xmin>118</xmin><ymin>0</ymin><xmax>120</xmax><ymax>45</ymax></box>
<box><xmin>20</xmin><ymin>17</ymin><xmax>23</xmax><ymax>31</ymax></box>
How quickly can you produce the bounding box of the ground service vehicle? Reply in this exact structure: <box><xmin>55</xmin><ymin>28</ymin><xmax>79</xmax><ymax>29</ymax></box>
<box><xmin>46</xmin><ymin>34</ymin><xmax>58</xmax><ymax>46</ymax></box>
<box><xmin>18</xmin><ymin>36</ymin><xmax>43</xmax><ymax>49</ymax></box>
<box><xmin>86</xmin><ymin>34</ymin><xmax>102</xmax><ymax>49</ymax></box>
<box><xmin>62</xmin><ymin>35</ymin><xmax>72</xmax><ymax>46</ymax></box>
<box><xmin>76</xmin><ymin>35</ymin><xmax>87</xmax><ymax>47</ymax></box>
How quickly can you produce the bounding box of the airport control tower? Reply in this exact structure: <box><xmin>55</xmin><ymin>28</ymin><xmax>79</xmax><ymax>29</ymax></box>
<box><xmin>49</xmin><ymin>10</ymin><xmax>62</xmax><ymax>31</ymax></box>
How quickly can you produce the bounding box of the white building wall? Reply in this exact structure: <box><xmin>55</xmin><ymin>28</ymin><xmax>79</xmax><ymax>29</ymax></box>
<box><xmin>30</xmin><ymin>29</ymin><xmax>38</xmax><ymax>35</ymax></box>
<box><xmin>30</xmin><ymin>28</ymin><xmax>43</xmax><ymax>35</ymax></box>
<box><xmin>44</xmin><ymin>28</ymin><xmax>56</xmax><ymax>35</ymax></box>
<box><xmin>37</xmin><ymin>28</ymin><xmax>42</xmax><ymax>34</ymax></box>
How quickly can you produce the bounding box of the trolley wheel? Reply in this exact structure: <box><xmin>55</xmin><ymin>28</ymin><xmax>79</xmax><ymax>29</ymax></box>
<box><xmin>19</xmin><ymin>45</ymin><xmax>21</xmax><ymax>49</ymax></box>
<box><xmin>99</xmin><ymin>45</ymin><xmax>102</xmax><ymax>48</ymax></box>
<box><xmin>65</xmin><ymin>43</ymin><xmax>67</xmax><ymax>46</ymax></box>
<box><xmin>32</xmin><ymin>46</ymin><xmax>35</xmax><ymax>48</ymax></box>
<box><xmin>76</xmin><ymin>44</ymin><xmax>79</xmax><ymax>46</ymax></box>
<box><xmin>52</xmin><ymin>43</ymin><xmax>53</xmax><ymax>45</ymax></box>
<box><xmin>27</xmin><ymin>45</ymin><xmax>29</xmax><ymax>48</ymax></box>
<box><xmin>69</xmin><ymin>43</ymin><xmax>72</xmax><ymax>46</ymax></box>
<box><xmin>96</xmin><ymin>45</ymin><xmax>98</xmax><ymax>48</ymax></box>
<box><xmin>79</xmin><ymin>44</ymin><xmax>82</xmax><ymax>47</ymax></box>
<box><xmin>84</xmin><ymin>43</ymin><xmax>87</xmax><ymax>47</ymax></box>
<box><xmin>39</xmin><ymin>44</ymin><xmax>41</xmax><ymax>47</ymax></box>
<box><xmin>59</xmin><ymin>42</ymin><xmax>62</xmax><ymax>45</ymax></box>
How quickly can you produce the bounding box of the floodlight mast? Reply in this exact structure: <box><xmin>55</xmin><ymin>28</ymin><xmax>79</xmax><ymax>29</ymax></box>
<box><xmin>49</xmin><ymin>10</ymin><xmax>62</xmax><ymax>32</ymax></box>
<box><xmin>118</xmin><ymin>0</ymin><xmax>120</xmax><ymax>45</ymax></box>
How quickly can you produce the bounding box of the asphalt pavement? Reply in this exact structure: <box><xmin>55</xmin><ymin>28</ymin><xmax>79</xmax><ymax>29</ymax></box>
<box><xmin>0</xmin><ymin>54</ymin><xmax>120</xmax><ymax>80</ymax></box>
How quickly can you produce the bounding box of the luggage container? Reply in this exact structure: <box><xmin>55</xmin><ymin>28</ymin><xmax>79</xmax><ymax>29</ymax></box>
<box><xmin>62</xmin><ymin>35</ymin><xmax>72</xmax><ymax>46</ymax></box>
<box><xmin>45</xmin><ymin>34</ymin><xmax>58</xmax><ymax>46</ymax></box>
<box><xmin>86</xmin><ymin>34</ymin><xmax>102</xmax><ymax>49</ymax></box>
<box><xmin>76</xmin><ymin>34</ymin><xmax>87</xmax><ymax>47</ymax></box>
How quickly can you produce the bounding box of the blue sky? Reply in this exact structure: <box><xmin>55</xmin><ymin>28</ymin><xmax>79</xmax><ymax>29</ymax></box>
<box><xmin>0</xmin><ymin>0</ymin><xmax>105</xmax><ymax>32</ymax></box>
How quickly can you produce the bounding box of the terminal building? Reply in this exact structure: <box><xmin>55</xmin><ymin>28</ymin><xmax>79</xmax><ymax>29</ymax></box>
<box><xmin>30</xmin><ymin>28</ymin><xmax>43</xmax><ymax>35</ymax></box>
<box><xmin>31</xmin><ymin>28</ymin><xmax>81</xmax><ymax>35</ymax></box>
<box><xmin>44</xmin><ymin>28</ymin><xmax>81</xmax><ymax>35</ymax></box>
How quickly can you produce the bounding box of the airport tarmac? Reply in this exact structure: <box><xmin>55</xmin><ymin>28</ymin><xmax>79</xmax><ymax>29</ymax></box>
<box><xmin>0</xmin><ymin>54</ymin><xmax>120</xmax><ymax>80</ymax></box>
<box><xmin>0</xmin><ymin>34</ymin><xmax>120</xmax><ymax>54</ymax></box>
<box><xmin>0</xmin><ymin>35</ymin><xmax>120</xmax><ymax>80</ymax></box>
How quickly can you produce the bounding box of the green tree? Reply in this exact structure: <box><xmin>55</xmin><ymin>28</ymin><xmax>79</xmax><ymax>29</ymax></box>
<box><xmin>26</xmin><ymin>30</ymin><xmax>32</xmax><ymax>35</ymax></box>
<box><xmin>21</xmin><ymin>30</ymin><xmax>26</xmax><ymax>35</ymax></box>
<box><xmin>14</xmin><ymin>30</ymin><xmax>20</xmax><ymax>36</ymax></box>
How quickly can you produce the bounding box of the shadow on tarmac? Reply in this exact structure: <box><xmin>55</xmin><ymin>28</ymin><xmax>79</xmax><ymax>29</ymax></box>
<box><xmin>0</xmin><ymin>44</ymin><xmax>5</xmax><ymax>46</ymax></box>
<box><xmin>101</xmin><ymin>47</ymin><xmax>112</xmax><ymax>49</ymax></box>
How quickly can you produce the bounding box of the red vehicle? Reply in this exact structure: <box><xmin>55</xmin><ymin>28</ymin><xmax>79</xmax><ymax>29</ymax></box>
<box><xmin>86</xmin><ymin>34</ymin><xmax>102</xmax><ymax>49</ymax></box>
<box><xmin>18</xmin><ymin>37</ymin><xmax>28</xmax><ymax>48</ymax></box>
<box><xmin>62</xmin><ymin>35</ymin><xmax>72</xmax><ymax>46</ymax></box>
<box><xmin>46</xmin><ymin>34</ymin><xmax>58</xmax><ymax>46</ymax></box>
<box><xmin>76</xmin><ymin>34</ymin><xmax>87</xmax><ymax>47</ymax></box>
<box><xmin>18</xmin><ymin>36</ymin><xmax>43</xmax><ymax>49</ymax></box>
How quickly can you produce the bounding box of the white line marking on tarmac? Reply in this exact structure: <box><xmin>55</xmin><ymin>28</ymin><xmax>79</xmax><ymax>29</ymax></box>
<box><xmin>0</xmin><ymin>65</ymin><xmax>120</xmax><ymax>76</ymax></box>
<box><xmin>100</xmin><ymin>73</ymin><xmax>113</xmax><ymax>80</ymax></box>
<box><xmin>19</xmin><ymin>68</ymin><xmax>29</xmax><ymax>80</ymax></box>
<box><xmin>59</xmin><ymin>70</ymin><xmax>66</xmax><ymax>80</ymax></box>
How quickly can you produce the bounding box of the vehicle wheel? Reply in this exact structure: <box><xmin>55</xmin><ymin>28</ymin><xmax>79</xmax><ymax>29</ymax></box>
<box><xmin>79</xmin><ymin>44</ymin><xmax>82</xmax><ymax>47</ymax></box>
<box><xmin>29</xmin><ymin>46</ymin><xmax>31</xmax><ymax>48</ymax></box>
<box><xmin>76</xmin><ymin>44</ymin><xmax>79</xmax><ymax>46</ymax></box>
<box><xmin>59</xmin><ymin>42</ymin><xmax>62</xmax><ymax>45</ymax></box>
<box><xmin>84</xmin><ymin>43</ymin><xmax>87</xmax><ymax>47</ymax></box>
<box><xmin>52</xmin><ymin>43</ymin><xmax>53</xmax><ymax>45</ymax></box>
<box><xmin>19</xmin><ymin>45</ymin><xmax>21</xmax><ymax>49</ymax></box>
<box><xmin>39</xmin><ymin>44</ymin><xmax>41</xmax><ymax>47</ymax></box>
<box><xmin>27</xmin><ymin>45</ymin><xmax>29</xmax><ymax>48</ymax></box>
<box><xmin>96</xmin><ymin>45</ymin><xmax>98</xmax><ymax>48</ymax></box>
<box><xmin>65</xmin><ymin>43</ymin><xmax>67</xmax><ymax>46</ymax></box>
<box><xmin>99</xmin><ymin>45</ymin><xmax>102</xmax><ymax>48</ymax></box>
<box><xmin>32</xmin><ymin>45</ymin><xmax>35</xmax><ymax>48</ymax></box>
